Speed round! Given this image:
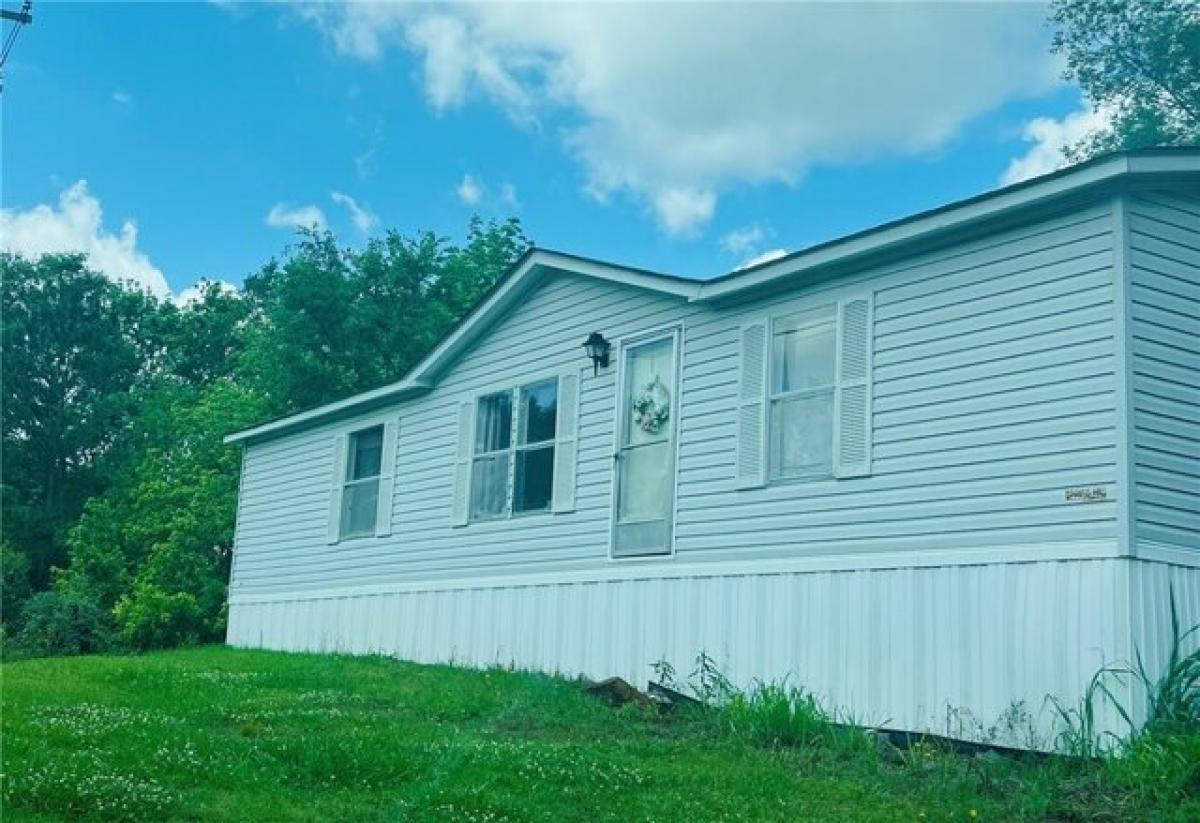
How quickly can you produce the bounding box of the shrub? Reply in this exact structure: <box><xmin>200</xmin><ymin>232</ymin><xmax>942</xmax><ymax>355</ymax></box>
<box><xmin>114</xmin><ymin>583</ymin><xmax>206</xmax><ymax>650</ymax></box>
<box><xmin>12</xmin><ymin>591</ymin><xmax>114</xmax><ymax>657</ymax></box>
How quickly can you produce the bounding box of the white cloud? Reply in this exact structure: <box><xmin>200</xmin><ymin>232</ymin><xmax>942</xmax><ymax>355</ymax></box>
<box><xmin>499</xmin><ymin>182</ymin><xmax>519</xmax><ymax>209</ymax></box>
<box><xmin>739</xmin><ymin>248</ymin><xmax>789</xmax><ymax>270</ymax></box>
<box><xmin>331</xmin><ymin>191</ymin><xmax>379</xmax><ymax>234</ymax></box>
<box><xmin>454</xmin><ymin>175</ymin><xmax>520</xmax><ymax>210</ymax></box>
<box><xmin>652</xmin><ymin>187</ymin><xmax>716</xmax><ymax>238</ymax></box>
<box><xmin>265</xmin><ymin>202</ymin><xmax>327</xmax><ymax>232</ymax></box>
<box><xmin>720</xmin><ymin>224</ymin><xmax>767</xmax><ymax>257</ymax></box>
<box><xmin>112</xmin><ymin>89</ymin><xmax>133</xmax><ymax>105</ymax></box>
<box><xmin>0</xmin><ymin>180</ymin><xmax>170</xmax><ymax>297</ymax></box>
<box><xmin>1000</xmin><ymin>104</ymin><xmax>1115</xmax><ymax>186</ymax></box>
<box><xmin>456</xmin><ymin>174</ymin><xmax>484</xmax><ymax>206</ymax></box>
<box><xmin>301</xmin><ymin>3</ymin><xmax>1059</xmax><ymax>236</ymax></box>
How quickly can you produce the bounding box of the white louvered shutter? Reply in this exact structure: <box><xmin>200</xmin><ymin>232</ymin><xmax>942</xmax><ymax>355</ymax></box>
<box><xmin>327</xmin><ymin>433</ymin><xmax>349</xmax><ymax>544</ymax></box>
<box><xmin>375</xmin><ymin>419</ymin><xmax>398</xmax><ymax>537</ymax></box>
<box><xmin>834</xmin><ymin>295</ymin><xmax>873</xmax><ymax>478</ymax></box>
<box><xmin>736</xmin><ymin>322</ymin><xmax>768</xmax><ymax>489</ymax></box>
<box><xmin>552</xmin><ymin>371</ymin><xmax>580</xmax><ymax>513</ymax></box>
<box><xmin>450</xmin><ymin>400</ymin><xmax>474</xmax><ymax>526</ymax></box>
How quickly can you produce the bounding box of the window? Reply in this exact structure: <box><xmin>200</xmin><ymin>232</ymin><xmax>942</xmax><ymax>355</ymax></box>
<box><xmin>340</xmin><ymin>425</ymin><xmax>384</xmax><ymax>538</ymax></box>
<box><xmin>470</xmin><ymin>379</ymin><xmax>557</xmax><ymax>520</ymax></box>
<box><xmin>769</xmin><ymin>305</ymin><xmax>836</xmax><ymax>480</ymax></box>
<box><xmin>514</xmin><ymin>379</ymin><xmax>557</xmax><ymax>514</ymax></box>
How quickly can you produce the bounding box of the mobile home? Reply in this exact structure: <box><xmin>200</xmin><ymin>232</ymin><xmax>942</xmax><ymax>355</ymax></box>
<box><xmin>225</xmin><ymin>149</ymin><xmax>1200</xmax><ymax>748</ymax></box>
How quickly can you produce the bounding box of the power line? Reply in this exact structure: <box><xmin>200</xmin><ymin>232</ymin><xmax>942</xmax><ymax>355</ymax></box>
<box><xmin>0</xmin><ymin>1</ymin><xmax>34</xmax><ymax>94</ymax></box>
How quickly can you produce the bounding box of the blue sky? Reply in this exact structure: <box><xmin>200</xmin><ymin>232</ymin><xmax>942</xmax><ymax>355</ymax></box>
<box><xmin>1</xmin><ymin>2</ymin><xmax>1098</xmax><ymax>297</ymax></box>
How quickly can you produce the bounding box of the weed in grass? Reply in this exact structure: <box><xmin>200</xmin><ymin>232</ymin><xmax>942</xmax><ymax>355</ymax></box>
<box><xmin>1046</xmin><ymin>586</ymin><xmax>1200</xmax><ymax>761</ymax></box>
<box><xmin>1046</xmin><ymin>664</ymin><xmax>1131</xmax><ymax>757</ymax></box>
<box><xmin>1136</xmin><ymin>588</ymin><xmax>1200</xmax><ymax>737</ymax></box>
<box><xmin>650</xmin><ymin>656</ymin><xmax>677</xmax><ymax>688</ymax></box>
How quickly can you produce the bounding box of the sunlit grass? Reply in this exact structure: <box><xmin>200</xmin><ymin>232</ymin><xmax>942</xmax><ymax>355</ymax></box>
<box><xmin>1</xmin><ymin>646</ymin><xmax>1196</xmax><ymax>821</ymax></box>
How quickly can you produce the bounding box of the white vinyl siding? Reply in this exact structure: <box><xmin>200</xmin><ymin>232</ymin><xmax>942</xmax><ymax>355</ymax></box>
<box><xmin>232</xmin><ymin>200</ymin><xmax>1122</xmax><ymax>592</ymax></box>
<box><xmin>1127</xmin><ymin>189</ymin><xmax>1200</xmax><ymax>553</ymax></box>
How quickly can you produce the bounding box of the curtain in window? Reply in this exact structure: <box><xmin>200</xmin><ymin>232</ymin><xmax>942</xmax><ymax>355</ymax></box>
<box><xmin>474</xmin><ymin>392</ymin><xmax>512</xmax><ymax>453</ymax></box>
<box><xmin>471</xmin><ymin>392</ymin><xmax>512</xmax><ymax>519</ymax></box>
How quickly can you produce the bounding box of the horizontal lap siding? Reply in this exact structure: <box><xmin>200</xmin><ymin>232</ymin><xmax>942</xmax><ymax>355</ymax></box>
<box><xmin>1128</xmin><ymin>190</ymin><xmax>1200</xmax><ymax>553</ymax></box>
<box><xmin>232</xmin><ymin>203</ymin><xmax>1121</xmax><ymax>595</ymax></box>
<box><xmin>672</xmin><ymin>205</ymin><xmax>1119</xmax><ymax>561</ymax></box>
<box><xmin>232</xmin><ymin>276</ymin><xmax>703</xmax><ymax>591</ymax></box>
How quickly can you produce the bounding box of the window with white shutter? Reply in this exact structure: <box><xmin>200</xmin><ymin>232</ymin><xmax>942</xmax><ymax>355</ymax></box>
<box><xmin>551</xmin><ymin>371</ymin><xmax>579</xmax><ymax>513</ymax></box>
<box><xmin>834</xmin><ymin>296</ymin><xmax>872</xmax><ymax>478</ymax></box>
<box><xmin>736</xmin><ymin>322</ymin><xmax>767</xmax><ymax>488</ymax></box>
<box><xmin>326</xmin><ymin>433</ymin><xmax>348</xmax><ymax>543</ymax></box>
<box><xmin>454</xmin><ymin>373</ymin><xmax>573</xmax><ymax>524</ymax></box>
<box><xmin>761</xmin><ymin>292</ymin><xmax>872</xmax><ymax>483</ymax></box>
<box><xmin>451</xmin><ymin>401</ymin><xmax>474</xmax><ymax>527</ymax></box>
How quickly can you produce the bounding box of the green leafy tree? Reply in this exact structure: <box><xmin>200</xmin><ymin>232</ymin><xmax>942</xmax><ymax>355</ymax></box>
<box><xmin>1</xmin><ymin>544</ymin><xmax>32</xmax><ymax>626</ymax></box>
<box><xmin>243</xmin><ymin>218</ymin><xmax>529</xmax><ymax>415</ymax></box>
<box><xmin>159</xmin><ymin>281</ymin><xmax>254</xmax><ymax>384</ymax></box>
<box><xmin>60</xmin><ymin>381</ymin><xmax>268</xmax><ymax>648</ymax></box>
<box><xmin>1052</xmin><ymin>0</ymin><xmax>1200</xmax><ymax>159</ymax></box>
<box><xmin>7</xmin><ymin>216</ymin><xmax>528</xmax><ymax>653</ymax></box>
<box><xmin>1</xmin><ymin>254</ymin><xmax>164</xmax><ymax>589</ymax></box>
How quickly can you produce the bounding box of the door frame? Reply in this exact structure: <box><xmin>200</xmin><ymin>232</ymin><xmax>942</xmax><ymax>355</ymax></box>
<box><xmin>607</xmin><ymin>323</ymin><xmax>683</xmax><ymax>561</ymax></box>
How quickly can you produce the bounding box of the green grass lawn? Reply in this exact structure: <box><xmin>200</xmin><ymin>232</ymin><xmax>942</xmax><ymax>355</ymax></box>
<box><xmin>2</xmin><ymin>646</ymin><xmax>1196</xmax><ymax>821</ymax></box>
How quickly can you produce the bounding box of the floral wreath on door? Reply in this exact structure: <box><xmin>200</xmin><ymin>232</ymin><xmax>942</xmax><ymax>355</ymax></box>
<box><xmin>631</xmin><ymin>376</ymin><xmax>671</xmax><ymax>435</ymax></box>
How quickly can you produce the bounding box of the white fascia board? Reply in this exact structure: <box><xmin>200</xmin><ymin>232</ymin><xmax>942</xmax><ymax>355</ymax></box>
<box><xmin>224</xmin><ymin>251</ymin><xmax>696</xmax><ymax>446</ymax></box>
<box><xmin>1125</xmin><ymin>152</ymin><xmax>1200</xmax><ymax>175</ymax></box>
<box><xmin>223</xmin><ymin>380</ymin><xmax>431</xmax><ymax>445</ymax></box>
<box><xmin>532</xmin><ymin>250</ymin><xmax>702</xmax><ymax>299</ymax></box>
<box><xmin>694</xmin><ymin>155</ymin><xmax>1136</xmax><ymax>302</ymax></box>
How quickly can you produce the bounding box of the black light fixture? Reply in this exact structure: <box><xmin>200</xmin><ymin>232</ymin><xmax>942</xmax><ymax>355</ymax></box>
<box><xmin>582</xmin><ymin>332</ymin><xmax>611</xmax><ymax>376</ymax></box>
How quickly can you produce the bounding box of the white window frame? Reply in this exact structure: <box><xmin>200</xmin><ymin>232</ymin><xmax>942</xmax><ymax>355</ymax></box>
<box><xmin>469</xmin><ymin>377</ymin><xmax>559</xmax><ymax>522</ymax></box>
<box><xmin>513</xmin><ymin>378</ymin><xmax>558</xmax><ymax>518</ymax></box>
<box><xmin>767</xmin><ymin>304</ymin><xmax>838</xmax><ymax>483</ymax></box>
<box><xmin>340</xmin><ymin>424</ymin><xmax>385</xmax><ymax>539</ymax></box>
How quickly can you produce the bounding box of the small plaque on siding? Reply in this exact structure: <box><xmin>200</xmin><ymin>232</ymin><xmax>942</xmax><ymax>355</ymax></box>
<box><xmin>1065</xmin><ymin>486</ymin><xmax>1108</xmax><ymax>503</ymax></box>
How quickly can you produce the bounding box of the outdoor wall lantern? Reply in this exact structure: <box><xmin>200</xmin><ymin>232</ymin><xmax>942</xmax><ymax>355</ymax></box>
<box><xmin>582</xmin><ymin>332</ymin><xmax>611</xmax><ymax>376</ymax></box>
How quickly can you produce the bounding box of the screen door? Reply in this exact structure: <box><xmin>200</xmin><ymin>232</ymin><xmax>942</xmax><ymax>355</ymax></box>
<box><xmin>612</xmin><ymin>331</ymin><xmax>679</xmax><ymax>557</ymax></box>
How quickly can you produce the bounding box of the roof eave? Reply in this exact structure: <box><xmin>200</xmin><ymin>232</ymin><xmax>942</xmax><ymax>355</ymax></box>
<box><xmin>224</xmin><ymin>249</ymin><xmax>697</xmax><ymax>445</ymax></box>
<box><xmin>693</xmin><ymin>154</ymin><xmax>1140</xmax><ymax>302</ymax></box>
<box><xmin>223</xmin><ymin>381</ymin><xmax>433</xmax><ymax>445</ymax></box>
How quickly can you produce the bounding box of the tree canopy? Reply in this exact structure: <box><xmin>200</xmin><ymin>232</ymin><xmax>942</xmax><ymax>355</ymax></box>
<box><xmin>1</xmin><ymin>220</ymin><xmax>529</xmax><ymax>651</ymax></box>
<box><xmin>1052</xmin><ymin>0</ymin><xmax>1200</xmax><ymax>159</ymax></box>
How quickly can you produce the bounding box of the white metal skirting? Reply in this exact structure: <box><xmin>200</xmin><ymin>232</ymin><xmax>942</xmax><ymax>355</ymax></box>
<box><xmin>226</xmin><ymin>557</ymin><xmax>1200</xmax><ymax>749</ymax></box>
